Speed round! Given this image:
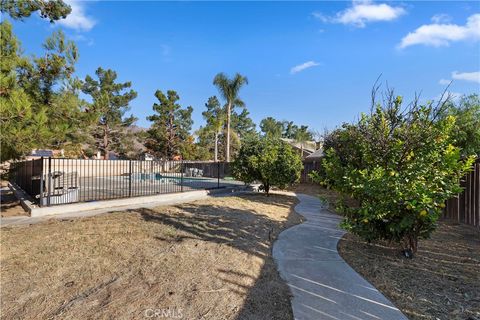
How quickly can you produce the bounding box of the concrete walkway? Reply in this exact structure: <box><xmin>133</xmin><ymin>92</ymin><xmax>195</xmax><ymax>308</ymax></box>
<box><xmin>273</xmin><ymin>193</ymin><xmax>407</xmax><ymax>320</ymax></box>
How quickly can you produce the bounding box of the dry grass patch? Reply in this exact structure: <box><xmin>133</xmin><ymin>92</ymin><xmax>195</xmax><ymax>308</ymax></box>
<box><xmin>1</xmin><ymin>193</ymin><xmax>302</xmax><ymax>319</ymax></box>
<box><xmin>338</xmin><ymin>222</ymin><xmax>480</xmax><ymax>320</ymax></box>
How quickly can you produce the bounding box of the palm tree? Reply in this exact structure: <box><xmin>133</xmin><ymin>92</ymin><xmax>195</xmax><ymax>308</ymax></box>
<box><xmin>213</xmin><ymin>72</ymin><xmax>248</xmax><ymax>162</ymax></box>
<box><xmin>295</xmin><ymin>129</ymin><xmax>312</xmax><ymax>158</ymax></box>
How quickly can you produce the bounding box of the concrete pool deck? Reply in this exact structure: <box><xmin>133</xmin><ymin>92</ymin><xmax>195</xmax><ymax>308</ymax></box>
<box><xmin>2</xmin><ymin>185</ymin><xmax>247</xmax><ymax>222</ymax></box>
<box><xmin>273</xmin><ymin>193</ymin><xmax>407</xmax><ymax>320</ymax></box>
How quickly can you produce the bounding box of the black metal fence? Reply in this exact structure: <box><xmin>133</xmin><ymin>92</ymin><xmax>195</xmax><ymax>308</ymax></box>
<box><xmin>9</xmin><ymin>158</ymin><xmax>238</xmax><ymax>207</ymax></box>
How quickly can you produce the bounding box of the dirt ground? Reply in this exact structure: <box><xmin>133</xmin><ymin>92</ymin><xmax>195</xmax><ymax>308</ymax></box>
<box><xmin>0</xmin><ymin>188</ymin><xmax>28</xmax><ymax>217</ymax></box>
<box><xmin>1</xmin><ymin>193</ymin><xmax>302</xmax><ymax>319</ymax></box>
<box><xmin>289</xmin><ymin>183</ymin><xmax>341</xmax><ymax>205</ymax></box>
<box><xmin>338</xmin><ymin>222</ymin><xmax>480</xmax><ymax>320</ymax></box>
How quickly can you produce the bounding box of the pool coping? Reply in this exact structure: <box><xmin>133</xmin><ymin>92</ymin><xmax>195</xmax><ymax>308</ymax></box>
<box><xmin>8</xmin><ymin>182</ymin><xmax>247</xmax><ymax>218</ymax></box>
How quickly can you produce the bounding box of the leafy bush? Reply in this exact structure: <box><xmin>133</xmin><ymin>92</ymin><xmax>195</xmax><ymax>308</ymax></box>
<box><xmin>232</xmin><ymin>136</ymin><xmax>303</xmax><ymax>195</ymax></box>
<box><xmin>441</xmin><ymin>94</ymin><xmax>480</xmax><ymax>157</ymax></box>
<box><xmin>315</xmin><ymin>93</ymin><xmax>475</xmax><ymax>255</ymax></box>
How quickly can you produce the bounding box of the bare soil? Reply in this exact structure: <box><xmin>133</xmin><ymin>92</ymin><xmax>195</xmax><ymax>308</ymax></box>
<box><xmin>289</xmin><ymin>183</ymin><xmax>341</xmax><ymax>204</ymax></box>
<box><xmin>289</xmin><ymin>183</ymin><xmax>357</xmax><ymax>210</ymax></box>
<box><xmin>338</xmin><ymin>222</ymin><xmax>480</xmax><ymax>320</ymax></box>
<box><xmin>1</xmin><ymin>193</ymin><xmax>302</xmax><ymax>319</ymax></box>
<box><xmin>1</xmin><ymin>188</ymin><xmax>28</xmax><ymax>217</ymax></box>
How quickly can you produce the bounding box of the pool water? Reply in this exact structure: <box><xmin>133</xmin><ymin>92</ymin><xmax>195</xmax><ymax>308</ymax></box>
<box><xmin>135</xmin><ymin>173</ymin><xmax>210</xmax><ymax>182</ymax></box>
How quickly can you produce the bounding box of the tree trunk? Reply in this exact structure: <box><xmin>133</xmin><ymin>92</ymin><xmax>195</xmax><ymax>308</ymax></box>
<box><xmin>264</xmin><ymin>183</ymin><xmax>270</xmax><ymax>196</ymax></box>
<box><xmin>103</xmin><ymin>125</ymin><xmax>109</xmax><ymax>160</ymax></box>
<box><xmin>403</xmin><ymin>233</ymin><xmax>418</xmax><ymax>258</ymax></box>
<box><xmin>214</xmin><ymin>131</ymin><xmax>219</xmax><ymax>162</ymax></box>
<box><xmin>226</xmin><ymin>102</ymin><xmax>231</xmax><ymax>162</ymax></box>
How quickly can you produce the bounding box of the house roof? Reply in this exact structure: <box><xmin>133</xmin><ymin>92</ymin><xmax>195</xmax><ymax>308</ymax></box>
<box><xmin>304</xmin><ymin>148</ymin><xmax>324</xmax><ymax>161</ymax></box>
<box><xmin>31</xmin><ymin>149</ymin><xmax>54</xmax><ymax>157</ymax></box>
<box><xmin>280</xmin><ymin>138</ymin><xmax>316</xmax><ymax>154</ymax></box>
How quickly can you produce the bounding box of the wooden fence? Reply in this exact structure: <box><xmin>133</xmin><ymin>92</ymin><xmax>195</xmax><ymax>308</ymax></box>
<box><xmin>444</xmin><ymin>158</ymin><xmax>480</xmax><ymax>228</ymax></box>
<box><xmin>301</xmin><ymin>161</ymin><xmax>322</xmax><ymax>183</ymax></box>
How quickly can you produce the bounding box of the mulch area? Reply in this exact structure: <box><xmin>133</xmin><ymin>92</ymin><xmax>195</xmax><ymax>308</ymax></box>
<box><xmin>338</xmin><ymin>221</ymin><xmax>480</xmax><ymax>320</ymax></box>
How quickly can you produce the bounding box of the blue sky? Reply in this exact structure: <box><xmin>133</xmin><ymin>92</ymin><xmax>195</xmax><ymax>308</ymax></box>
<box><xmin>8</xmin><ymin>1</ymin><xmax>480</xmax><ymax>132</ymax></box>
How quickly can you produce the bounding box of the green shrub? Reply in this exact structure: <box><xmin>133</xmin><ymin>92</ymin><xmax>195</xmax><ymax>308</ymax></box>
<box><xmin>316</xmin><ymin>94</ymin><xmax>474</xmax><ymax>255</ymax></box>
<box><xmin>232</xmin><ymin>136</ymin><xmax>303</xmax><ymax>195</ymax></box>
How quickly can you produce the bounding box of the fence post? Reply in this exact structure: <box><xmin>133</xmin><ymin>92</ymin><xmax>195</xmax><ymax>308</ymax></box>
<box><xmin>181</xmin><ymin>160</ymin><xmax>184</xmax><ymax>192</ymax></box>
<box><xmin>39</xmin><ymin>157</ymin><xmax>44</xmax><ymax>207</ymax></box>
<box><xmin>128</xmin><ymin>160</ymin><xmax>132</xmax><ymax>197</ymax></box>
<box><xmin>47</xmin><ymin>157</ymin><xmax>52</xmax><ymax>207</ymax></box>
<box><xmin>23</xmin><ymin>160</ymin><xmax>27</xmax><ymax>190</ymax></box>
<box><xmin>217</xmin><ymin>162</ymin><xmax>220</xmax><ymax>188</ymax></box>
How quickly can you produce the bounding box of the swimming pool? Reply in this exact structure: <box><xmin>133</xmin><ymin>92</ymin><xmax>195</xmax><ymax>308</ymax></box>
<box><xmin>133</xmin><ymin>173</ymin><xmax>211</xmax><ymax>182</ymax></box>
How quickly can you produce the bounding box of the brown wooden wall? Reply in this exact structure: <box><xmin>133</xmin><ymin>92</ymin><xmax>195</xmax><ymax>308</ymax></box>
<box><xmin>301</xmin><ymin>161</ymin><xmax>322</xmax><ymax>183</ymax></box>
<box><xmin>444</xmin><ymin>158</ymin><xmax>480</xmax><ymax>228</ymax></box>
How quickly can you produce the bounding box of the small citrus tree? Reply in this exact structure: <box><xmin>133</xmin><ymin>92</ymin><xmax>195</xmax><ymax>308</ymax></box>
<box><xmin>232</xmin><ymin>136</ymin><xmax>303</xmax><ymax>195</ymax></box>
<box><xmin>317</xmin><ymin>92</ymin><xmax>474</xmax><ymax>256</ymax></box>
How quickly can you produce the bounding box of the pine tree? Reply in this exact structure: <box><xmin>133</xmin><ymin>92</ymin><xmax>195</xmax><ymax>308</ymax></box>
<box><xmin>145</xmin><ymin>90</ymin><xmax>193</xmax><ymax>160</ymax></box>
<box><xmin>0</xmin><ymin>21</ymin><xmax>44</xmax><ymax>161</ymax></box>
<box><xmin>82</xmin><ymin>67</ymin><xmax>138</xmax><ymax>159</ymax></box>
<box><xmin>1</xmin><ymin>2</ymin><xmax>89</xmax><ymax>160</ymax></box>
<box><xmin>198</xmin><ymin>96</ymin><xmax>224</xmax><ymax>161</ymax></box>
<box><xmin>231</xmin><ymin>108</ymin><xmax>256</xmax><ymax>139</ymax></box>
<box><xmin>1</xmin><ymin>0</ymin><xmax>72</xmax><ymax>22</ymax></box>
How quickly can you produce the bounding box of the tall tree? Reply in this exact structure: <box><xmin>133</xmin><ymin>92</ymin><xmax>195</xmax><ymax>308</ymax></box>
<box><xmin>197</xmin><ymin>102</ymin><xmax>256</xmax><ymax>161</ymax></box>
<box><xmin>231</xmin><ymin>109</ymin><xmax>256</xmax><ymax>139</ymax></box>
<box><xmin>0</xmin><ymin>21</ymin><xmax>41</xmax><ymax>161</ymax></box>
<box><xmin>294</xmin><ymin>127</ymin><xmax>312</xmax><ymax>157</ymax></box>
<box><xmin>213</xmin><ymin>72</ymin><xmax>248</xmax><ymax>162</ymax></box>
<box><xmin>145</xmin><ymin>90</ymin><xmax>193</xmax><ymax>160</ymax></box>
<box><xmin>82</xmin><ymin>67</ymin><xmax>137</xmax><ymax>159</ymax></box>
<box><xmin>1</xmin><ymin>21</ymin><xmax>87</xmax><ymax>160</ymax></box>
<box><xmin>260</xmin><ymin>117</ymin><xmax>283</xmax><ymax>138</ymax></box>
<box><xmin>22</xmin><ymin>30</ymin><xmax>88</xmax><ymax>151</ymax></box>
<box><xmin>1</xmin><ymin>0</ymin><xmax>71</xmax><ymax>22</ymax></box>
<box><xmin>282</xmin><ymin>121</ymin><xmax>297</xmax><ymax>139</ymax></box>
<box><xmin>441</xmin><ymin>94</ymin><xmax>480</xmax><ymax>157</ymax></box>
<box><xmin>200</xmin><ymin>96</ymin><xmax>224</xmax><ymax>161</ymax></box>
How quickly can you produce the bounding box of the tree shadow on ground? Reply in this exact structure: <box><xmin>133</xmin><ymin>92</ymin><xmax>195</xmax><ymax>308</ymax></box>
<box><xmin>137</xmin><ymin>193</ymin><xmax>301</xmax><ymax>320</ymax></box>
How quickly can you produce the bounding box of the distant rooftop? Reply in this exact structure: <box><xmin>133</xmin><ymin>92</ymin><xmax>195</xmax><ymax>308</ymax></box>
<box><xmin>280</xmin><ymin>138</ymin><xmax>317</xmax><ymax>154</ymax></box>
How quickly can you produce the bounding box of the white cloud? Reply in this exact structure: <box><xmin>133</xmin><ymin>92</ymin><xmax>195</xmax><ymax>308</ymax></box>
<box><xmin>399</xmin><ymin>14</ymin><xmax>480</xmax><ymax>49</ymax></box>
<box><xmin>290</xmin><ymin>61</ymin><xmax>320</xmax><ymax>74</ymax></box>
<box><xmin>313</xmin><ymin>0</ymin><xmax>406</xmax><ymax>28</ymax></box>
<box><xmin>71</xmin><ymin>34</ymin><xmax>94</xmax><ymax>46</ymax></box>
<box><xmin>431</xmin><ymin>13</ymin><xmax>451</xmax><ymax>24</ymax></box>
<box><xmin>452</xmin><ymin>71</ymin><xmax>480</xmax><ymax>83</ymax></box>
<box><xmin>57</xmin><ymin>0</ymin><xmax>96</xmax><ymax>31</ymax></box>
<box><xmin>439</xmin><ymin>79</ymin><xmax>451</xmax><ymax>85</ymax></box>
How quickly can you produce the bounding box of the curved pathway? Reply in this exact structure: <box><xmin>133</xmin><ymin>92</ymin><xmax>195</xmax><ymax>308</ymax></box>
<box><xmin>273</xmin><ymin>193</ymin><xmax>407</xmax><ymax>320</ymax></box>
